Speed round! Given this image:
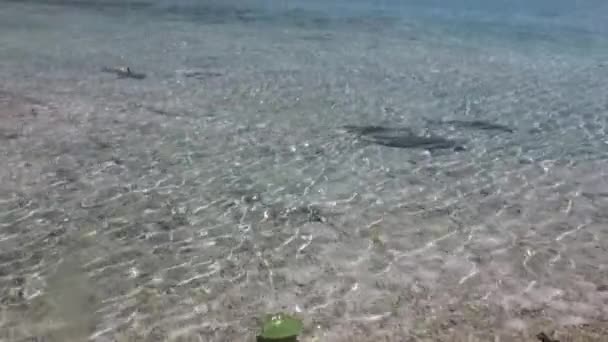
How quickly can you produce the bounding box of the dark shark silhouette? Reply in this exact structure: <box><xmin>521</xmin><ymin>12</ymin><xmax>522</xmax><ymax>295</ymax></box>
<box><xmin>342</xmin><ymin>125</ymin><xmax>464</xmax><ymax>151</ymax></box>
<box><xmin>101</xmin><ymin>66</ymin><xmax>146</xmax><ymax>80</ymax></box>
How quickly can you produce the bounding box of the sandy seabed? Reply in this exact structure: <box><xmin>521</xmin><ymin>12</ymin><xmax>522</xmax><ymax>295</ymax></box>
<box><xmin>1</xmin><ymin>1</ymin><xmax>608</xmax><ymax>341</ymax></box>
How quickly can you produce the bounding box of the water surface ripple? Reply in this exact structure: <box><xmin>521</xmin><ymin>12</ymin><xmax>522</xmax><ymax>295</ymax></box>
<box><xmin>1</xmin><ymin>1</ymin><xmax>608</xmax><ymax>341</ymax></box>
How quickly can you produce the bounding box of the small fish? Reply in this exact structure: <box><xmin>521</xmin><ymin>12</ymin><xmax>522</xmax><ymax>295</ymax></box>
<box><xmin>101</xmin><ymin>66</ymin><xmax>146</xmax><ymax>80</ymax></box>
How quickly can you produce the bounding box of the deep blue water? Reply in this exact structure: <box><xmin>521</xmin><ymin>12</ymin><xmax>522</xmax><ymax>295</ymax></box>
<box><xmin>6</xmin><ymin>0</ymin><xmax>607</xmax><ymax>53</ymax></box>
<box><xmin>6</xmin><ymin>0</ymin><xmax>608</xmax><ymax>33</ymax></box>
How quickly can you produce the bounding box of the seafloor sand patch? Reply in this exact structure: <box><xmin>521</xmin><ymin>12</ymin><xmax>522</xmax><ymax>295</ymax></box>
<box><xmin>1</xmin><ymin>1</ymin><xmax>608</xmax><ymax>341</ymax></box>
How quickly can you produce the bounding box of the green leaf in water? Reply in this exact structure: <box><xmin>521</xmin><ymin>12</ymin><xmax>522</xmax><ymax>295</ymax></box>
<box><xmin>259</xmin><ymin>312</ymin><xmax>303</xmax><ymax>340</ymax></box>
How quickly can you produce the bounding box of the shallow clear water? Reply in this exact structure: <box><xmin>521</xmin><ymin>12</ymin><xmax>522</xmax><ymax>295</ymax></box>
<box><xmin>1</xmin><ymin>1</ymin><xmax>608</xmax><ymax>341</ymax></box>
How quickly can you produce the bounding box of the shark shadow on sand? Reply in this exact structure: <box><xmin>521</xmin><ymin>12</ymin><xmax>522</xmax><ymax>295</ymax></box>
<box><xmin>342</xmin><ymin>125</ymin><xmax>465</xmax><ymax>151</ymax></box>
<box><xmin>426</xmin><ymin>119</ymin><xmax>514</xmax><ymax>134</ymax></box>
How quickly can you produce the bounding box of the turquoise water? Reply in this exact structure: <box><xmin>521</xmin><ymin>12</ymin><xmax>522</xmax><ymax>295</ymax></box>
<box><xmin>1</xmin><ymin>1</ymin><xmax>608</xmax><ymax>341</ymax></box>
